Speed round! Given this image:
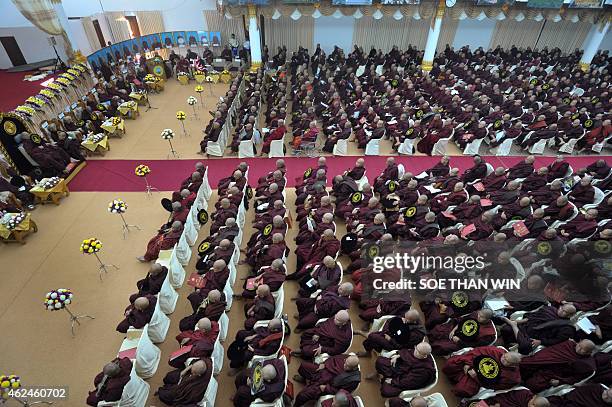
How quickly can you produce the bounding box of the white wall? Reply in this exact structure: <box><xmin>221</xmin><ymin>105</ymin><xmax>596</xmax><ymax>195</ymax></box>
<box><xmin>67</xmin><ymin>19</ymin><xmax>92</xmax><ymax>56</ymax></box>
<box><xmin>452</xmin><ymin>18</ymin><xmax>496</xmax><ymax>50</ymax></box>
<box><xmin>314</xmin><ymin>16</ymin><xmax>355</xmax><ymax>54</ymax></box>
<box><xmin>0</xmin><ymin>27</ymin><xmax>68</xmax><ymax>69</ymax></box>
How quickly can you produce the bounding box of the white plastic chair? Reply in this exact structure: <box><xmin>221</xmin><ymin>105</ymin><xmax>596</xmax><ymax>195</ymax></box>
<box><xmin>333</xmin><ymin>138</ymin><xmax>348</xmax><ymax>156</ymax></box>
<box><xmin>558</xmin><ymin>137</ymin><xmax>579</xmax><ymax>155</ymax></box>
<box><xmin>592</xmin><ymin>186</ymin><xmax>605</xmax><ymax>205</ymax></box>
<box><xmin>463</xmin><ymin>137</ymin><xmax>483</xmax><ymax>156</ymax></box>
<box><xmin>184</xmin><ymin>213</ymin><xmax>198</xmax><ymax>246</ymax></box>
<box><xmin>147</xmin><ymin>298</ymin><xmax>170</xmax><ymax>343</ymax></box>
<box><xmin>365</xmin><ymin>138</ymin><xmax>380</xmax><ymax>155</ymax></box>
<box><xmin>176</xmin><ymin>232</ymin><xmax>192</xmax><ymax>266</ymax></box>
<box><xmin>223</xmin><ymin>280</ymin><xmax>234</xmax><ymax>311</ymax></box>
<box><xmin>238</xmin><ymin>138</ymin><xmax>255</xmax><ymax>158</ymax></box>
<box><xmin>211</xmin><ymin>338</ymin><xmax>224</xmax><ymax>374</ymax></box>
<box><xmin>356</xmin><ymin>171</ymin><xmax>369</xmax><ymax>191</ymax></box>
<box><xmin>397</xmin><ymin>354</ymin><xmax>438</xmax><ymax>398</ymax></box>
<box><xmin>206</xmin><ymin>141</ymin><xmax>223</xmax><ymax>157</ymax></box>
<box><xmin>201</xmin><ymin>166</ymin><xmax>212</xmax><ymax>201</ymax></box>
<box><xmin>494</xmin><ymin>138</ymin><xmax>514</xmax><ymax>156</ymax></box>
<box><xmin>268</xmin><ymin>138</ymin><xmax>285</xmax><ymax>158</ymax></box>
<box><xmin>529</xmin><ymin>138</ymin><xmax>547</xmax><ymax>155</ymax></box>
<box><xmin>272</xmin><ymin>285</ymin><xmax>284</xmax><ymax>319</ymax></box>
<box><xmin>432</xmin><ymin>137</ymin><xmax>450</xmax><ymax>155</ymax></box>
<box><xmin>387</xmin><ymin>393</ymin><xmax>448</xmax><ymax>407</ymax></box>
<box><xmin>397</xmin><ymin>164</ymin><xmax>405</xmax><ymax>179</ymax></box>
<box><xmin>218</xmin><ymin>312</ymin><xmax>229</xmax><ymax>343</ymax></box>
<box><xmin>157</xmin><ymin>247</ymin><xmax>186</xmax><ymax>289</ymax></box>
<box><xmin>198</xmin><ymin>359</ymin><xmax>218</xmax><ymax>406</ymax></box>
<box><xmin>96</xmin><ymin>360</ymin><xmax>150</xmax><ymax>406</ymax></box>
<box><xmin>158</xmin><ymin>273</ymin><xmax>179</xmax><ymax>314</ymax></box>
<box><xmin>118</xmin><ymin>325</ymin><xmax>161</xmax><ymax>379</ymax></box>
<box><xmin>397</xmin><ymin>138</ymin><xmax>414</xmax><ymax>155</ymax></box>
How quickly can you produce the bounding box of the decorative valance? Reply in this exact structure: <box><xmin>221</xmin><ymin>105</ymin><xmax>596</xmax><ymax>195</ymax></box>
<box><xmin>224</xmin><ymin>2</ymin><xmax>610</xmax><ymax>24</ymax></box>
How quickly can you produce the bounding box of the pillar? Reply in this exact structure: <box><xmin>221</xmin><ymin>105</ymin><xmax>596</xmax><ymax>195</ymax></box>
<box><xmin>421</xmin><ymin>0</ymin><xmax>445</xmax><ymax>73</ymax></box>
<box><xmin>579</xmin><ymin>21</ymin><xmax>609</xmax><ymax>72</ymax></box>
<box><xmin>247</xmin><ymin>4</ymin><xmax>262</xmax><ymax>71</ymax></box>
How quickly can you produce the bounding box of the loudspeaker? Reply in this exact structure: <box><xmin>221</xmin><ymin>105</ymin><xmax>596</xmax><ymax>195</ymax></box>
<box><xmin>48</xmin><ymin>36</ymin><xmax>57</xmax><ymax>46</ymax></box>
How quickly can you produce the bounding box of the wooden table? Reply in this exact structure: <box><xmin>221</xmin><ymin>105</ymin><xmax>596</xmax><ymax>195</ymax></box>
<box><xmin>0</xmin><ymin>214</ymin><xmax>38</xmax><ymax>244</ymax></box>
<box><xmin>30</xmin><ymin>178</ymin><xmax>70</xmax><ymax>205</ymax></box>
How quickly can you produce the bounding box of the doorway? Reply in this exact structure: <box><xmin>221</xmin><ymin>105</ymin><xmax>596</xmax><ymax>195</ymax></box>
<box><xmin>0</xmin><ymin>37</ymin><xmax>26</xmax><ymax>66</ymax></box>
<box><xmin>92</xmin><ymin>19</ymin><xmax>106</xmax><ymax>48</ymax></box>
<box><xmin>126</xmin><ymin>16</ymin><xmax>141</xmax><ymax>38</ymax></box>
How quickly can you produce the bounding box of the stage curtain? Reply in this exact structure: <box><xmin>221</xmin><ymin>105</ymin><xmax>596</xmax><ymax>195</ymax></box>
<box><xmin>135</xmin><ymin>11</ymin><xmax>164</xmax><ymax>36</ymax></box>
<box><xmin>204</xmin><ymin>10</ymin><xmax>245</xmax><ymax>47</ymax></box>
<box><xmin>352</xmin><ymin>17</ymin><xmax>429</xmax><ymax>52</ymax></box>
<box><xmin>104</xmin><ymin>11</ymin><xmax>131</xmax><ymax>43</ymax></box>
<box><xmin>535</xmin><ymin>20</ymin><xmax>590</xmax><ymax>53</ymax></box>
<box><xmin>437</xmin><ymin>17</ymin><xmax>459</xmax><ymax>52</ymax></box>
<box><xmin>81</xmin><ymin>17</ymin><xmax>102</xmax><ymax>52</ymax></box>
<box><xmin>490</xmin><ymin>20</ymin><xmax>544</xmax><ymax>49</ymax></box>
<box><xmin>11</xmin><ymin>0</ymin><xmax>73</xmax><ymax>58</ymax></box>
<box><xmin>263</xmin><ymin>16</ymin><xmax>314</xmax><ymax>53</ymax></box>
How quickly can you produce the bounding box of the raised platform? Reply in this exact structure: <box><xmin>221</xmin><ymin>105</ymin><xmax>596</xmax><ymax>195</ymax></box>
<box><xmin>5</xmin><ymin>58</ymin><xmax>57</xmax><ymax>73</ymax></box>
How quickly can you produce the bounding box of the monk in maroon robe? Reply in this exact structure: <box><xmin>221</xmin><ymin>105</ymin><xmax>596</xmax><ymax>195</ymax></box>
<box><xmin>569</xmin><ymin>177</ymin><xmax>596</xmax><ymax>207</ymax></box>
<box><xmin>548</xmin><ymin>383</ymin><xmax>612</xmax><ymax>407</ymax></box>
<box><xmin>233</xmin><ymin>358</ymin><xmax>285</xmax><ymax>406</ymax></box>
<box><xmin>187</xmin><ymin>260</ymin><xmax>230</xmax><ymax>312</ymax></box>
<box><xmin>241</xmin><ymin>259</ymin><xmax>285</xmax><ymax>299</ymax></box>
<box><xmin>430</xmin><ymin>309</ymin><xmax>497</xmax><ymax>355</ymax></box>
<box><xmin>170</xmin><ymin>318</ymin><xmax>219</xmax><ymax>368</ymax></box>
<box><xmin>138</xmin><ymin>221</ymin><xmax>183</xmax><ymax>262</ymax></box>
<box><xmin>129</xmin><ymin>263</ymin><xmax>167</xmax><ymax>303</ymax></box>
<box><xmin>461</xmin><ymin>156</ymin><xmax>488</xmax><ymax>183</ymax></box>
<box><xmin>559</xmin><ymin>209</ymin><xmax>598</xmax><ymax>240</ymax></box>
<box><xmin>320</xmin><ymin>390</ymin><xmax>358</xmax><ymax>407</ymax></box>
<box><xmin>86</xmin><ymin>358</ymin><xmax>132</xmax><ymax>406</ymax></box>
<box><xmin>157</xmin><ymin>358</ymin><xmax>212</xmax><ymax>406</ymax></box>
<box><xmin>227</xmin><ymin>318</ymin><xmax>283</xmax><ymax>370</ymax></box>
<box><xmin>243</xmin><ymin>284</ymin><xmax>275</xmax><ymax>330</ymax></box>
<box><xmin>360</xmin><ymin>309</ymin><xmax>426</xmax><ymax>353</ymax></box>
<box><xmin>547</xmin><ymin>156</ymin><xmax>570</xmax><ymax>181</ymax></box>
<box><xmin>500</xmin><ymin>304</ymin><xmax>576</xmax><ymax>355</ymax></box>
<box><xmin>116</xmin><ymin>294</ymin><xmax>156</xmax><ymax>333</ymax></box>
<box><xmin>294</xmin><ymin>310</ymin><xmax>352</xmax><ymax>359</ymax></box>
<box><xmin>507</xmin><ymin>156</ymin><xmax>535</xmax><ymax>179</ymax></box>
<box><xmin>371</xmin><ymin>342</ymin><xmax>436</xmax><ymax>397</ymax></box>
<box><xmin>443</xmin><ymin>346</ymin><xmax>522</xmax><ymax>397</ymax></box>
<box><xmin>293</xmin><ymin>354</ymin><xmax>360</xmax><ymax>406</ymax></box>
<box><xmin>373</xmin><ymin>157</ymin><xmax>399</xmax><ymax>193</ymax></box>
<box><xmin>464</xmin><ymin>389</ymin><xmax>550</xmax><ymax>407</ymax></box>
<box><xmin>179</xmin><ymin>289</ymin><xmax>227</xmax><ymax>331</ymax></box>
<box><xmin>519</xmin><ymin>339</ymin><xmax>596</xmax><ymax>393</ymax></box>
<box><xmin>295</xmin><ymin>282</ymin><xmax>352</xmax><ymax>330</ymax></box>
<box><xmin>416</xmin><ymin>119</ymin><xmax>452</xmax><ymax>155</ymax></box>
<box><xmin>261</xmin><ymin>120</ymin><xmax>286</xmax><ymax>155</ymax></box>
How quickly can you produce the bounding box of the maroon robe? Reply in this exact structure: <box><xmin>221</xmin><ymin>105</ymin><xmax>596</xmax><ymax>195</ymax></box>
<box><xmin>443</xmin><ymin>346</ymin><xmax>521</xmax><ymax>397</ymax></box>
<box><xmin>129</xmin><ymin>267</ymin><xmax>168</xmax><ymax>302</ymax></box>
<box><xmin>569</xmin><ymin>183</ymin><xmax>595</xmax><ymax>206</ymax></box>
<box><xmin>157</xmin><ymin>358</ymin><xmax>213</xmax><ymax>406</ymax></box>
<box><xmin>548</xmin><ymin>383</ymin><xmax>608</xmax><ymax>407</ymax></box>
<box><xmin>295</xmin><ymin>355</ymin><xmax>361</xmax><ymax>405</ymax></box>
<box><xmin>430</xmin><ymin>312</ymin><xmax>497</xmax><ymax>355</ymax></box>
<box><xmin>363</xmin><ymin>317</ymin><xmax>426</xmax><ymax>352</ymax></box>
<box><xmin>116</xmin><ymin>295</ymin><xmax>157</xmax><ymax>333</ymax></box>
<box><xmin>86</xmin><ymin>358</ymin><xmax>132</xmax><ymax>406</ymax></box>
<box><xmin>233</xmin><ymin>358</ymin><xmax>285</xmax><ymax>406</ymax></box>
<box><xmin>187</xmin><ymin>268</ymin><xmax>230</xmax><ymax>311</ymax></box>
<box><xmin>296</xmin><ymin>290</ymin><xmax>350</xmax><ymax>329</ymax></box>
<box><xmin>143</xmin><ymin>229</ymin><xmax>181</xmax><ymax>262</ymax></box>
<box><xmin>300</xmin><ymin>318</ymin><xmax>352</xmax><ymax>358</ymax></box>
<box><xmin>375</xmin><ymin>350</ymin><xmax>436</xmax><ymax>397</ymax></box>
<box><xmin>519</xmin><ymin>340</ymin><xmax>596</xmax><ymax>392</ymax></box>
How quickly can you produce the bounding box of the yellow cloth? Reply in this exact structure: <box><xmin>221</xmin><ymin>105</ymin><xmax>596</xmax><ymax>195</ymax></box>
<box><xmin>194</xmin><ymin>74</ymin><xmax>205</xmax><ymax>84</ymax></box>
<box><xmin>118</xmin><ymin>102</ymin><xmax>138</xmax><ymax>115</ymax></box>
<box><xmin>178</xmin><ymin>75</ymin><xmax>189</xmax><ymax>85</ymax></box>
<box><xmin>211</xmin><ymin>73</ymin><xmax>222</xmax><ymax>84</ymax></box>
<box><xmin>101</xmin><ymin>118</ymin><xmax>125</xmax><ymax>134</ymax></box>
<box><xmin>0</xmin><ymin>213</ymin><xmax>31</xmax><ymax>239</ymax></box>
<box><xmin>81</xmin><ymin>136</ymin><xmax>109</xmax><ymax>152</ymax></box>
<box><xmin>129</xmin><ymin>92</ymin><xmax>143</xmax><ymax>100</ymax></box>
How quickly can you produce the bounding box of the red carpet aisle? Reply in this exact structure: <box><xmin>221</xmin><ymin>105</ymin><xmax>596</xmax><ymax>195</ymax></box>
<box><xmin>0</xmin><ymin>70</ymin><xmax>56</xmax><ymax>111</ymax></box>
<box><xmin>69</xmin><ymin>156</ymin><xmax>608</xmax><ymax>192</ymax></box>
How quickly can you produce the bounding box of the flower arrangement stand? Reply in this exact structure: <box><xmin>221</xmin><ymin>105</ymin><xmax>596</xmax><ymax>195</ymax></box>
<box><xmin>92</xmin><ymin>252</ymin><xmax>119</xmax><ymax>281</ymax></box>
<box><xmin>64</xmin><ymin>306</ymin><xmax>95</xmax><ymax>337</ymax></box>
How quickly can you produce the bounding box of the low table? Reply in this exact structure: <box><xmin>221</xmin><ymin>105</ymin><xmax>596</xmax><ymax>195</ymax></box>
<box><xmin>30</xmin><ymin>178</ymin><xmax>70</xmax><ymax>205</ymax></box>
